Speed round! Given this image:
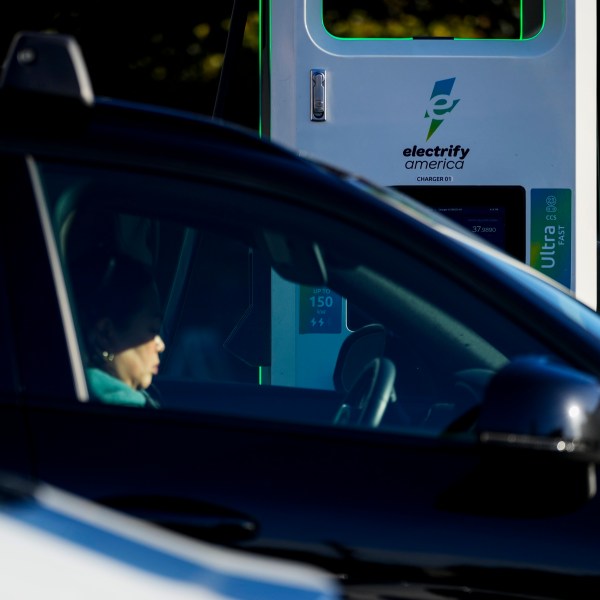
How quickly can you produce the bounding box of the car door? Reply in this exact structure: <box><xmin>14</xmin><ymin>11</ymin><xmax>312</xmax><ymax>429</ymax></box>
<box><xmin>21</xmin><ymin>155</ymin><xmax>600</xmax><ymax>597</ymax></box>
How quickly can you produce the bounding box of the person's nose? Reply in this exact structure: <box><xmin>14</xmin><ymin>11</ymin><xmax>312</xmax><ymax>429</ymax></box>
<box><xmin>155</xmin><ymin>335</ymin><xmax>165</xmax><ymax>353</ymax></box>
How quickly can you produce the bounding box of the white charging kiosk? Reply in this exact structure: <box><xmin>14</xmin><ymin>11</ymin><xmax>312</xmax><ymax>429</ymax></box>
<box><xmin>262</xmin><ymin>1</ymin><xmax>597</xmax><ymax>388</ymax></box>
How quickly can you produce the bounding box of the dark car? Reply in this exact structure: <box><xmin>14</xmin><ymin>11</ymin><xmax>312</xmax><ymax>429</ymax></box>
<box><xmin>2</xmin><ymin>31</ymin><xmax>600</xmax><ymax>599</ymax></box>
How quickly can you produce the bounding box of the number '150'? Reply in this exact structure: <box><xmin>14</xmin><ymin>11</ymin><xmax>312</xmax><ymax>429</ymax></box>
<box><xmin>310</xmin><ymin>295</ymin><xmax>334</xmax><ymax>308</ymax></box>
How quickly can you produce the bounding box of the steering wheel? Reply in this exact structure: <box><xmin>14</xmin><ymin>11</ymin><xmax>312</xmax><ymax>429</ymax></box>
<box><xmin>334</xmin><ymin>358</ymin><xmax>396</xmax><ymax>428</ymax></box>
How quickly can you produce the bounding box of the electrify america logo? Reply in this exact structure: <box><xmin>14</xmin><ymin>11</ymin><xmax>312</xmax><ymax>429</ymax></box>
<box><xmin>424</xmin><ymin>77</ymin><xmax>460</xmax><ymax>140</ymax></box>
<box><xmin>403</xmin><ymin>77</ymin><xmax>470</xmax><ymax>179</ymax></box>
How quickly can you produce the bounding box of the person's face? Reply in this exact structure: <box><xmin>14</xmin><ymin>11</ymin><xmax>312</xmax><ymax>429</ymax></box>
<box><xmin>102</xmin><ymin>284</ymin><xmax>165</xmax><ymax>390</ymax></box>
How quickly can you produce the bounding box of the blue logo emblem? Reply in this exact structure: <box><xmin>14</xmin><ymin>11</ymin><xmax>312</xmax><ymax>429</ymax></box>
<box><xmin>425</xmin><ymin>78</ymin><xmax>460</xmax><ymax>140</ymax></box>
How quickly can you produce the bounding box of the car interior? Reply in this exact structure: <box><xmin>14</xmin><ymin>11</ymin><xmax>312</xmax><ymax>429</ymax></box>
<box><xmin>39</xmin><ymin>159</ymin><xmax>556</xmax><ymax>438</ymax></box>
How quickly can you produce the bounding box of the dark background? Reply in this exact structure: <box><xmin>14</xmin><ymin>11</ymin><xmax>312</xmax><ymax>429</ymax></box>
<box><xmin>0</xmin><ymin>3</ymin><xmax>261</xmax><ymax>130</ymax></box>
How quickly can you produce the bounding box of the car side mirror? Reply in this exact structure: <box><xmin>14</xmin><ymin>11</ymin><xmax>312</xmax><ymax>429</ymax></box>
<box><xmin>477</xmin><ymin>355</ymin><xmax>600</xmax><ymax>457</ymax></box>
<box><xmin>438</xmin><ymin>356</ymin><xmax>600</xmax><ymax>517</ymax></box>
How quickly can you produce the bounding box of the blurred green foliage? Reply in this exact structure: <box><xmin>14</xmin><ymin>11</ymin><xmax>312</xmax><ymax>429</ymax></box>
<box><xmin>0</xmin><ymin>3</ymin><xmax>260</xmax><ymax>128</ymax></box>
<box><xmin>323</xmin><ymin>0</ymin><xmax>523</xmax><ymax>39</ymax></box>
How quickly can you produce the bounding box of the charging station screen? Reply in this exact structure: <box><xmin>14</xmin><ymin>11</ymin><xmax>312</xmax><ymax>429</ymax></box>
<box><xmin>322</xmin><ymin>1</ymin><xmax>544</xmax><ymax>40</ymax></box>
<box><xmin>394</xmin><ymin>186</ymin><xmax>526</xmax><ymax>261</ymax></box>
<box><xmin>436</xmin><ymin>206</ymin><xmax>506</xmax><ymax>249</ymax></box>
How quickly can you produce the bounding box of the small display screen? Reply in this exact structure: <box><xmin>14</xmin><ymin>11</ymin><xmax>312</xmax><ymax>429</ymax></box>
<box><xmin>436</xmin><ymin>205</ymin><xmax>506</xmax><ymax>249</ymax></box>
<box><xmin>394</xmin><ymin>186</ymin><xmax>526</xmax><ymax>261</ymax></box>
<box><xmin>299</xmin><ymin>286</ymin><xmax>343</xmax><ymax>334</ymax></box>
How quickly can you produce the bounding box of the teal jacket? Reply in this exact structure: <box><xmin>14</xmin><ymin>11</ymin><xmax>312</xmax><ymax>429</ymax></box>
<box><xmin>86</xmin><ymin>368</ymin><xmax>159</xmax><ymax>408</ymax></box>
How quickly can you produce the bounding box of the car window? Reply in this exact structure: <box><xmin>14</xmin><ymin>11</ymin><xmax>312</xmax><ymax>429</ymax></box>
<box><xmin>37</xmin><ymin>160</ymin><xmax>558</xmax><ymax>437</ymax></box>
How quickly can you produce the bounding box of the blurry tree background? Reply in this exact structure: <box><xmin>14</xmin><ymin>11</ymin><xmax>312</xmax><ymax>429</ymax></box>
<box><xmin>323</xmin><ymin>0</ymin><xmax>524</xmax><ymax>39</ymax></box>
<box><xmin>1</xmin><ymin>2</ymin><xmax>535</xmax><ymax>132</ymax></box>
<box><xmin>0</xmin><ymin>3</ymin><xmax>261</xmax><ymax>129</ymax></box>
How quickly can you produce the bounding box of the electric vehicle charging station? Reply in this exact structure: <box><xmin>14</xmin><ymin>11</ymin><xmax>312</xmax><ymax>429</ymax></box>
<box><xmin>261</xmin><ymin>1</ymin><xmax>597</xmax><ymax>389</ymax></box>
